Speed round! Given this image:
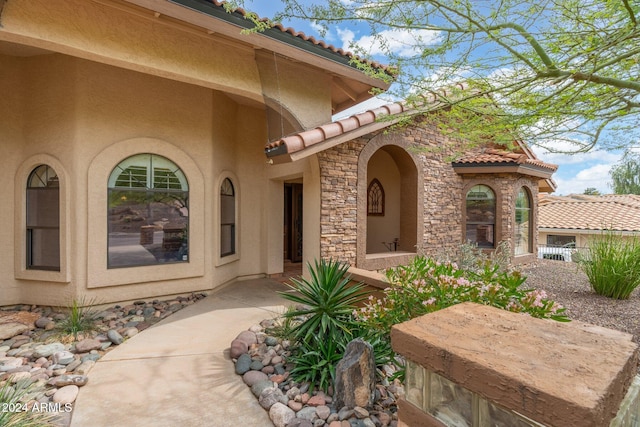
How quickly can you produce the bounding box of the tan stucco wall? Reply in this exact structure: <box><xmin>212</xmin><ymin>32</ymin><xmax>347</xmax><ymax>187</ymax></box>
<box><xmin>1</xmin><ymin>54</ymin><xmax>283</xmax><ymax>306</ymax></box>
<box><xmin>0</xmin><ymin>0</ymin><xmax>263</xmax><ymax>103</ymax></box>
<box><xmin>0</xmin><ymin>0</ymin><xmax>376</xmax><ymax>306</ymax></box>
<box><xmin>1</xmin><ymin>55</ymin><xmax>26</xmax><ymax>304</ymax></box>
<box><xmin>0</xmin><ymin>0</ymin><xmax>338</xmax><ymax>139</ymax></box>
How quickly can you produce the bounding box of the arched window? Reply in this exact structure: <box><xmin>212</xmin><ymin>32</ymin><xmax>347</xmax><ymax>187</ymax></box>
<box><xmin>367</xmin><ymin>178</ymin><xmax>385</xmax><ymax>216</ymax></box>
<box><xmin>26</xmin><ymin>165</ymin><xmax>60</xmax><ymax>270</ymax></box>
<box><xmin>107</xmin><ymin>154</ymin><xmax>189</xmax><ymax>268</ymax></box>
<box><xmin>220</xmin><ymin>178</ymin><xmax>236</xmax><ymax>257</ymax></box>
<box><xmin>465</xmin><ymin>184</ymin><xmax>496</xmax><ymax>248</ymax></box>
<box><xmin>515</xmin><ymin>187</ymin><xmax>532</xmax><ymax>255</ymax></box>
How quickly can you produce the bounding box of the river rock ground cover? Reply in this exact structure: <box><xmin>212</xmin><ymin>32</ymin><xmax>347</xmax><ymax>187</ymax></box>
<box><xmin>0</xmin><ymin>293</ymin><xmax>205</xmax><ymax>426</ymax></box>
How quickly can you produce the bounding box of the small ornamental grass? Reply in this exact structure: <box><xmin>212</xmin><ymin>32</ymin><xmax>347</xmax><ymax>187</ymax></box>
<box><xmin>354</xmin><ymin>256</ymin><xmax>569</xmax><ymax>337</ymax></box>
<box><xmin>57</xmin><ymin>297</ymin><xmax>100</xmax><ymax>341</ymax></box>
<box><xmin>578</xmin><ymin>231</ymin><xmax>640</xmax><ymax>299</ymax></box>
<box><xmin>0</xmin><ymin>379</ymin><xmax>55</xmax><ymax>427</ymax></box>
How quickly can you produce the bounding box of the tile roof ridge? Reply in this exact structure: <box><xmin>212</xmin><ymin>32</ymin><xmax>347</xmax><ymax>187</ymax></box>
<box><xmin>265</xmin><ymin>101</ymin><xmax>408</xmax><ymax>153</ymax></box>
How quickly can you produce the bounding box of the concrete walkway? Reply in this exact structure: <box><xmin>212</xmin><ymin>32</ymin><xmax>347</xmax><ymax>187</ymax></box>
<box><xmin>70</xmin><ymin>278</ymin><xmax>290</xmax><ymax>427</ymax></box>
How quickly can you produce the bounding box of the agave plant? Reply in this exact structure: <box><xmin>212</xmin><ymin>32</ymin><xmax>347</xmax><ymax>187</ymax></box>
<box><xmin>280</xmin><ymin>258</ymin><xmax>367</xmax><ymax>344</ymax></box>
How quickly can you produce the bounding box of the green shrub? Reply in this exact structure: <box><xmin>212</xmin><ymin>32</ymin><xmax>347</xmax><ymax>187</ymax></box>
<box><xmin>579</xmin><ymin>231</ymin><xmax>640</xmax><ymax>299</ymax></box>
<box><xmin>288</xmin><ymin>335</ymin><xmax>344</xmax><ymax>393</ymax></box>
<box><xmin>354</xmin><ymin>255</ymin><xmax>569</xmax><ymax>337</ymax></box>
<box><xmin>265</xmin><ymin>305</ymin><xmax>300</xmax><ymax>342</ymax></box>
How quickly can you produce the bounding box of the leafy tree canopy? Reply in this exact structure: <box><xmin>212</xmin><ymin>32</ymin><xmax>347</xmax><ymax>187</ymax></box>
<box><xmin>610</xmin><ymin>152</ymin><xmax>640</xmax><ymax>194</ymax></box>
<box><xmin>583</xmin><ymin>187</ymin><xmax>601</xmax><ymax>195</ymax></box>
<box><xmin>232</xmin><ymin>0</ymin><xmax>640</xmax><ymax>154</ymax></box>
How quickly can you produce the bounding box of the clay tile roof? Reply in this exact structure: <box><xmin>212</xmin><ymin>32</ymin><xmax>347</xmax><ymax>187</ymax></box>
<box><xmin>207</xmin><ymin>1</ymin><xmax>392</xmax><ymax>75</ymax></box>
<box><xmin>265</xmin><ymin>102</ymin><xmax>407</xmax><ymax>154</ymax></box>
<box><xmin>538</xmin><ymin>194</ymin><xmax>640</xmax><ymax>232</ymax></box>
<box><xmin>454</xmin><ymin>148</ymin><xmax>558</xmax><ymax>171</ymax></box>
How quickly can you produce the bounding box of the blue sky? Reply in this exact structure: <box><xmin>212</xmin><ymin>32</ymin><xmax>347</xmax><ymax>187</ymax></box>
<box><xmin>241</xmin><ymin>1</ymin><xmax>624</xmax><ymax>195</ymax></box>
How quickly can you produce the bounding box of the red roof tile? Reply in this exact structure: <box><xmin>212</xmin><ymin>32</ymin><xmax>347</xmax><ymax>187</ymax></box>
<box><xmin>265</xmin><ymin>102</ymin><xmax>408</xmax><ymax>153</ymax></box>
<box><xmin>455</xmin><ymin>148</ymin><xmax>558</xmax><ymax>171</ymax></box>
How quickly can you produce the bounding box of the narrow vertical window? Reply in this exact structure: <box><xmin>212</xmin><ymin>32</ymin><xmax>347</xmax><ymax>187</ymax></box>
<box><xmin>465</xmin><ymin>185</ymin><xmax>496</xmax><ymax>248</ymax></box>
<box><xmin>107</xmin><ymin>154</ymin><xmax>189</xmax><ymax>268</ymax></box>
<box><xmin>26</xmin><ymin>165</ymin><xmax>60</xmax><ymax>271</ymax></box>
<box><xmin>220</xmin><ymin>178</ymin><xmax>236</xmax><ymax>257</ymax></box>
<box><xmin>515</xmin><ymin>187</ymin><xmax>532</xmax><ymax>255</ymax></box>
<box><xmin>367</xmin><ymin>178</ymin><xmax>385</xmax><ymax>216</ymax></box>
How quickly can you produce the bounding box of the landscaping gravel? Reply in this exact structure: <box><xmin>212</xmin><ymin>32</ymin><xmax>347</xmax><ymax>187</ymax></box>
<box><xmin>521</xmin><ymin>259</ymin><xmax>640</xmax><ymax>343</ymax></box>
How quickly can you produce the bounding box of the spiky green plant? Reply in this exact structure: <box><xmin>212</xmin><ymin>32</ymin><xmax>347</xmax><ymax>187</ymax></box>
<box><xmin>0</xmin><ymin>379</ymin><xmax>55</xmax><ymax>427</ymax></box>
<box><xmin>288</xmin><ymin>335</ymin><xmax>344</xmax><ymax>394</ymax></box>
<box><xmin>579</xmin><ymin>231</ymin><xmax>640</xmax><ymax>299</ymax></box>
<box><xmin>279</xmin><ymin>258</ymin><xmax>368</xmax><ymax>345</ymax></box>
<box><xmin>58</xmin><ymin>297</ymin><xmax>100</xmax><ymax>340</ymax></box>
<box><xmin>265</xmin><ymin>305</ymin><xmax>300</xmax><ymax>341</ymax></box>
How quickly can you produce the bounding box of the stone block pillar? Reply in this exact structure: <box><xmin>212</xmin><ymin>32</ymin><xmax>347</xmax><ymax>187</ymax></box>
<box><xmin>391</xmin><ymin>303</ymin><xmax>640</xmax><ymax>427</ymax></box>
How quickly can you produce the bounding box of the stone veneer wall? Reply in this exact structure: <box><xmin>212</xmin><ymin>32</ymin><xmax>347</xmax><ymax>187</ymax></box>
<box><xmin>317</xmin><ymin>119</ymin><xmax>541</xmax><ymax>268</ymax></box>
<box><xmin>317</xmin><ymin>139</ymin><xmax>364</xmax><ymax>264</ymax></box>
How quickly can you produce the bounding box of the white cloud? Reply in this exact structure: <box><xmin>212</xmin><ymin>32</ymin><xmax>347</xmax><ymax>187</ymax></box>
<box><xmin>552</xmin><ymin>163</ymin><xmax>614</xmax><ymax>195</ymax></box>
<box><xmin>310</xmin><ymin>21</ymin><xmax>331</xmax><ymax>40</ymax></box>
<box><xmin>338</xmin><ymin>27</ymin><xmax>440</xmax><ymax>57</ymax></box>
<box><xmin>536</xmin><ymin>149</ymin><xmax>621</xmax><ymax>166</ymax></box>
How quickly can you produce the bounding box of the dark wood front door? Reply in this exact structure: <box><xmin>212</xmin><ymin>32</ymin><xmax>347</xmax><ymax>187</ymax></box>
<box><xmin>284</xmin><ymin>183</ymin><xmax>303</xmax><ymax>263</ymax></box>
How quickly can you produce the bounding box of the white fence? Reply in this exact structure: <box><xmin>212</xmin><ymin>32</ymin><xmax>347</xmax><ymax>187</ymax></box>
<box><xmin>537</xmin><ymin>244</ymin><xmax>589</xmax><ymax>262</ymax></box>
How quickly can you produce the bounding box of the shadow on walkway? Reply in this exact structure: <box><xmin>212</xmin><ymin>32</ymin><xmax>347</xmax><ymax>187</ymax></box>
<box><xmin>70</xmin><ymin>278</ymin><xmax>290</xmax><ymax>427</ymax></box>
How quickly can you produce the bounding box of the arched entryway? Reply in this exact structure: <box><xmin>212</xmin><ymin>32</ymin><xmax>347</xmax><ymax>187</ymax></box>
<box><xmin>357</xmin><ymin>135</ymin><xmax>422</xmax><ymax>270</ymax></box>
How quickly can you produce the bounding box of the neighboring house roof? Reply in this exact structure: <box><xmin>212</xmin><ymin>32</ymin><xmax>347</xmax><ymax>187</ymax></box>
<box><xmin>539</xmin><ymin>194</ymin><xmax>640</xmax><ymax>233</ymax></box>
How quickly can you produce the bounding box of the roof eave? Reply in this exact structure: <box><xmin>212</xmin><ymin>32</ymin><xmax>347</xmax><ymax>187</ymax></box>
<box><xmin>539</xmin><ymin>227</ymin><xmax>640</xmax><ymax>236</ymax></box>
<box><xmin>539</xmin><ymin>178</ymin><xmax>557</xmax><ymax>193</ymax></box>
<box><xmin>451</xmin><ymin>163</ymin><xmax>556</xmax><ymax>179</ymax></box>
<box><xmin>140</xmin><ymin>0</ymin><xmax>392</xmax><ymax>90</ymax></box>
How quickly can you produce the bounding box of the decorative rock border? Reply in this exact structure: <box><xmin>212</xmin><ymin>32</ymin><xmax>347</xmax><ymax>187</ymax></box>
<box><xmin>231</xmin><ymin>319</ymin><xmax>404</xmax><ymax>427</ymax></box>
<box><xmin>0</xmin><ymin>293</ymin><xmax>206</xmax><ymax>426</ymax></box>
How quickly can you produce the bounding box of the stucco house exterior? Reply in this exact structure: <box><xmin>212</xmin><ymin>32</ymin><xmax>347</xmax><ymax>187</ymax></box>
<box><xmin>1</xmin><ymin>0</ymin><xmax>557</xmax><ymax>307</ymax></box>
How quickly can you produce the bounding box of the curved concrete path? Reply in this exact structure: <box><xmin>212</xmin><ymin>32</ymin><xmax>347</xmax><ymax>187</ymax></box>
<box><xmin>70</xmin><ymin>278</ymin><xmax>289</xmax><ymax>427</ymax></box>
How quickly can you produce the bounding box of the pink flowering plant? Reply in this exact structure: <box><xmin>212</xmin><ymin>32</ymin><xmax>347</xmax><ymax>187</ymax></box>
<box><xmin>354</xmin><ymin>256</ymin><xmax>569</xmax><ymax>336</ymax></box>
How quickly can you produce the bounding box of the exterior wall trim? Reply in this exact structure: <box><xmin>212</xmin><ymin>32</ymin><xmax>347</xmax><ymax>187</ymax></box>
<box><xmin>14</xmin><ymin>154</ymin><xmax>71</xmax><ymax>283</ymax></box>
<box><xmin>87</xmin><ymin>137</ymin><xmax>205</xmax><ymax>288</ymax></box>
<box><xmin>215</xmin><ymin>170</ymin><xmax>240</xmax><ymax>266</ymax></box>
